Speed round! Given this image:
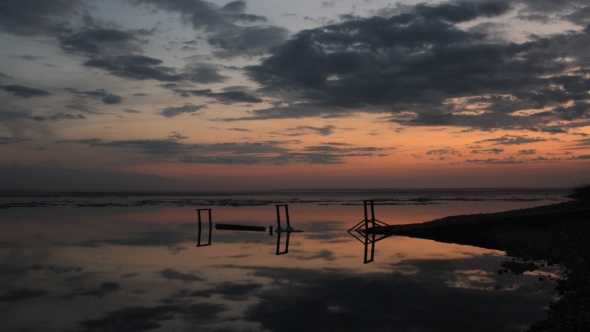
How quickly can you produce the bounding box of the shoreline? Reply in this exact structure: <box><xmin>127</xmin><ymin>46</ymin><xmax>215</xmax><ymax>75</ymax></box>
<box><xmin>371</xmin><ymin>200</ymin><xmax>590</xmax><ymax>331</ymax></box>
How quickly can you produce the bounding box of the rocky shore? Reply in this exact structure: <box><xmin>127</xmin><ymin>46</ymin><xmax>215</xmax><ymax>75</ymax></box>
<box><xmin>369</xmin><ymin>200</ymin><xmax>590</xmax><ymax>332</ymax></box>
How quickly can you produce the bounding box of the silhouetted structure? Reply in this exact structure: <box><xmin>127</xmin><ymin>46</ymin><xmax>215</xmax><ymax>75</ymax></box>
<box><xmin>195</xmin><ymin>205</ymin><xmax>302</xmax><ymax>254</ymax></box>
<box><xmin>195</xmin><ymin>209</ymin><xmax>212</xmax><ymax>247</ymax></box>
<box><xmin>347</xmin><ymin>200</ymin><xmax>390</xmax><ymax>263</ymax></box>
<box><xmin>215</xmin><ymin>224</ymin><xmax>266</xmax><ymax>232</ymax></box>
<box><xmin>276</xmin><ymin>231</ymin><xmax>290</xmax><ymax>255</ymax></box>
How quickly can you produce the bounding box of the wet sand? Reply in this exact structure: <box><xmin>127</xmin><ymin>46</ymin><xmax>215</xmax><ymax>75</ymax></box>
<box><xmin>370</xmin><ymin>200</ymin><xmax>590</xmax><ymax>331</ymax></box>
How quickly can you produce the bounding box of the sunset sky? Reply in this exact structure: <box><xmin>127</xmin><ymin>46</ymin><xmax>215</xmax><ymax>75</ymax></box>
<box><xmin>1</xmin><ymin>0</ymin><xmax>589</xmax><ymax>190</ymax></box>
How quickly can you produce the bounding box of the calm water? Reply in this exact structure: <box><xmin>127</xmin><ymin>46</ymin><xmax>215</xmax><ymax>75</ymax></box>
<box><xmin>0</xmin><ymin>189</ymin><xmax>570</xmax><ymax>331</ymax></box>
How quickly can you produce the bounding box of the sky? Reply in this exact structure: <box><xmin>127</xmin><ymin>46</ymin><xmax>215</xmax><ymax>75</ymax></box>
<box><xmin>1</xmin><ymin>0</ymin><xmax>590</xmax><ymax>190</ymax></box>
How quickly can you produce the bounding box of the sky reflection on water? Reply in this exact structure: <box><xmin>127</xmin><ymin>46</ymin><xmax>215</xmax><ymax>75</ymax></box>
<box><xmin>0</xmin><ymin>195</ymin><xmax>565</xmax><ymax>332</ymax></box>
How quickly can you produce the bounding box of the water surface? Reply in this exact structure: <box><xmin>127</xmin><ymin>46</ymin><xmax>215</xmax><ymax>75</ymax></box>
<box><xmin>0</xmin><ymin>189</ymin><xmax>568</xmax><ymax>331</ymax></box>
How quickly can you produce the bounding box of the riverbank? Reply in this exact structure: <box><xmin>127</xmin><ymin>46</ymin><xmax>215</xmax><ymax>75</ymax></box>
<box><xmin>370</xmin><ymin>200</ymin><xmax>590</xmax><ymax>331</ymax></box>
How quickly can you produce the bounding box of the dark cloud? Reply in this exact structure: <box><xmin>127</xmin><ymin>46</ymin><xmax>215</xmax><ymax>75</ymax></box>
<box><xmin>478</xmin><ymin>148</ymin><xmax>505</xmax><ymax>154</ymax></box>
<box><xmin>59</xmin><ymin>28</ymin><xmax>143</xmax><ymax>55</ymax></box>
<box><xmin>16</xmin><ymin>55</ymin><xmax>45</xmax><ymax>60</ymax></box>
<box><xmin>0</xmin><ymin>137</ymin><xmax>28</xmax><ymax>144</ymax></box>
<box><xmin>465</xmin><ymin>157</ymin><xmax>522</xmax><ymax>164</ymax></box>
<box><xmin>183</xmin><ymin>64</ymin><xmax>228</xmax><ymax>83</ymax></box>
<box><xmin>56</xmin><ymin>137</ymin><xmax>203</xmax><ymax>156</ymax></box>
<box><xmin>130</xmin><ymin>0</ymin><xmax>287</xmax><ymax>58</ymax></box>
<box><xmin>218</xmin><ymin>104</ymin><xmax>354</xmax><ymax>121</ymax></box>
<box><xmin>227</xmin><ymin>127</ymin><xmax>251</xmax><ymax>132</ymax></box>
<box><xmin>65</xmin><ymin>102</ymin><xmax>101</xmax><ymax>114</ymax></box>
<box><xmin>518</xmin><ymin>149</ymin><xmax>537</xmax><ymax>154</ymax></box>
<box><xmin>158</xmin><ymin>268</ymin><xmax>204</xmax><ymax>283</ymax></box>
<box><xmin>0</xmin><ymin>0</ymin><xmax>79</xmax><ymax>36</ymax></box>
<box><xmin>208</xmin><ymin>25</ymin><xmax>290</xmax><ymax>58</ymax></box>
<box><xmin>65</xmin><ymin>87</ymin><xmax>124</xmax><ymax>105</ymax></box>
<box><xmin>426</xmin><ymin>149</ymin><xmax>460</xmax><ymax>155</ymax></box>
<box><xmin>47</xmin><ymin>113</ymin><xmax>87</xmax><ymax>121</ymax></box>
<box><xmin>159</xmin><ymin>104</ymin><xmax>206</xmax><ymax>118</ymax></box>
<box><xmin>0</xmin><ymin>288</ymin><xmax>47</xmax><ymax>302</ymax></box>
<box><xmin>57</xmin><ymin>137</ymin><xmax>390</xmax><ymax>165</ymax></box>
<box><xmin>124</xmin><ymin>109</ymin><xmax>141</xmax><ymax>113</ymax></box>
<box><xmin>514</xmin><ymin>0</ymin><xmax>589</xmax><ymax>22</ymax></box>
<box><xmin>283</xmin><ymin>125</ymin><xmax>336</xmax><ymax>136</ymax></box>
<box><xmin>0</xmin><ymin>109</ymin><xmax>85</xmax><ymax>122</ymax></box>
<box><xmin>172</xmin><ymin>88</ymin><xmax>263</xmax><ymax>104</ymax></box>
<box><xmin>0</xmin><ymin>84</ymin><xmax>50</xmax><ymax>98</ymax></box>
<box><xmin>242</xmin><ymin>5</ymin><xmax>590</xmax><ymax>130</ymax></box>
<box><xmin>475</xmin><ymin>135</ymin><xmax>548</xmax><ymax>145</ymax></box>
<box><xmin>29</xmin><ymin>264</ymin><xmax>84</xmax><ymax>274</ymax></box>
<box><xmin>84</xmin><ymin>55</ymin><xmax>183</xmax><ymax>82</ymax></box>
<box><xmin>563</xmin><ymin>6</ymin><xmax>590</xmax><ymax>25</ymax></box>
<box><xmin>413</xmin><ymin>1</ymin><xmax>512</xmax><ymax>23</ymax></box>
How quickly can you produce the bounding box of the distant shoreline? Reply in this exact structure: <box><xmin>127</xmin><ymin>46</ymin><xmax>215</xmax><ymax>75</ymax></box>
<box><xmin>0</xmin><ymin>188</ymin><xmax>570</xmax><ymax>209</ymax></box>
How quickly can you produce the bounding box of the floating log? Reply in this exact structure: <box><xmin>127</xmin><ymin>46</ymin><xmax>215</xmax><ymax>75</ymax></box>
<box><xmin>215</xmin><ymin>223</ymin><xmax>266</xmax><ymax>232</ymax></box>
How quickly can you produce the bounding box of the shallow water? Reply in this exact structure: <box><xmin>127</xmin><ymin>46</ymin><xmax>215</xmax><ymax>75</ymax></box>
<box><xmin>0</xmin><ymin>189</ymin><xmax>569</xmax><ymax>332</ymax></box>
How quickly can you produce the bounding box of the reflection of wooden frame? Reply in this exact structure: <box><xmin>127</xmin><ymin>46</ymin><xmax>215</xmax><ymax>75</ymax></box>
<box><xmin>276</xmin><ymin>231</ymin><xmax>290</xmax><ymax>255</ymax></box>
<box><xmin>347</xmin><ymin>200</ymin><xmax>391</xmax><ymax>263</ymax></box>
<box><xmin>195</xmin><ymin>209</ymin><xmax>212</xmax><ymax>247</ymax></box>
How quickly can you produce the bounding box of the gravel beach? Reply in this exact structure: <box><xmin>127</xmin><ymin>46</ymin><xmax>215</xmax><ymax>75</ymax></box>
<box><xmin>369</xmin><ymin>200</ymin><xmax>590</xmax><ymax>332</ymax></box>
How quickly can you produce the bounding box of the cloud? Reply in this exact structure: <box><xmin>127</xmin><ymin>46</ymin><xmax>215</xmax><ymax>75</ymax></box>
<box><xmin>475</xmin><ymin>135</ymin><xmax>548</xmax><ymax>145</ymax></box>
<box><xmin>0</xmin><ymin>137</ymin><xmax>28</xmax><ymax>144</ymax></box>
<box><xmin>227</xmin><ymin>127</ymin><xmax>251</xmax><ymax>132</ymax></box>
<box><xmin>218</xmin><ymin>104</ymin><xmax>354</xmax><ymax>121</ymax></box>
<box><xmin>208</xmin><ymin>25</ymin><xmax>290</xmax><ymax>58</ymax></box>
<box><xmin>159</xmin><ymin>104</ymin><xmax>206</xmax><ymax>118</ymax></box>
<box><xmin>0</xmin><ymin>288</ymin><xmax>47</xmax><ymax>302</ymax></box>
<box><xmin>518</xmin><ymin>149</ymin><xmax>537</xmax><ymax>154</ymax></box>
<box><xmin>0</xmin><ymin>109</ymin><xmax>85</xmax><ymax>123</ymax></box>
<box><xmin>241</xmin><ymin>5</ymin><xmax>590</xmax><ymax>130</ymax></box>
<box><xmin>514</xmin><ymin>0</ymin><xmax>589</xmax><ymax>22</ymax></box>
<box><xmin>172</xmin><ymin>88</ymin><xmax>263</xmax><ymax>104</ymax></box>
<box><xmin>0</xmin><ymin>84</ymin><xmax>50</xmax><ymax>98</ymax></box>
<box><xmin>64</xmin><ymin>88</ymin><xmax>123</xmax><ymax>104</ymax></box>
<box><xmin>426</xmin><ymin>149</ymin><xmax>460</xmax><ymax>155</ymax></box>
<box><xmin>563</xmin><ymin>6</ymin><xmax>590</xmax><ymax>25</ymax></box>
<box><xmin>57</xmin><ymin>137</ymin><xmax>392</xmax><ymax>165</ymax></box>
<box><xmin>482</xmin><ymin>148</ymin><xmax>505</xmax><ymax>154</ymax></box>
<box><xmin>0</xmin><ymin>0</ymin><xmax>80</xmax><ymax>36</ymax></box>
<box><xmin>57</xmin><ymin>137</ymin><xmax>203</xmax><ymax>156</ymax></box>
<box><xmin>84</xmin><ymin>55</ymin><xmax>183</xmax><ymax>82</ymax></box>
<box><xmin>58</xmin><ymin>28</ymin><xmax>143</xmax><ymax>55</ymax></box>
<box><xmin>182</xmin><ymin>63</ymin><xmax>228</xmax><ymax>83</ymax></box>
<box><xmin>158</xmin><ymin>268</ymin><xmax>204</xmax><ymax>283</ymax></box>
<box><xmin>278</xmin><ymin>125</ymin><xmax>336</xmax><ymax>136</ymax></box>
<box><xmin>412</xmin><ymin>1</ymin><xmax>512</xmax><ymax>23</ymax></box>
<box><xmin>130</xmin><ymin>0</ymin><xmax>288</xmax><ymax>58</ymax></box>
